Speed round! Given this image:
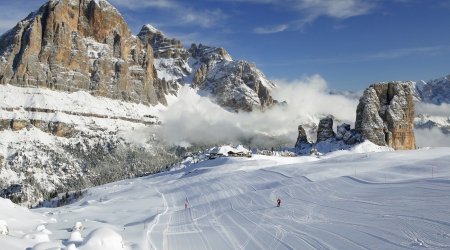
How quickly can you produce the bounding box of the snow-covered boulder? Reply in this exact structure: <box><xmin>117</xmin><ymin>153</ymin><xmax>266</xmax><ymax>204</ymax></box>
<box><xmin>336</xmin><ymin>123</ymin><xmax>359</xmax><ymax>145</ymax></box>
<box><xmin>71</xmin><ymin>222</ymin><xmax>84</xmax><ymax>232</ymax></box>
<box><xmin>78</xmin><ymin>227</ymin><xmax>123</xmax><ymax>250</ymax></box>
<box><xmin>0</xmin><ymin>220</ymin><xmax>9</xmax><ymax>235</ymax></box>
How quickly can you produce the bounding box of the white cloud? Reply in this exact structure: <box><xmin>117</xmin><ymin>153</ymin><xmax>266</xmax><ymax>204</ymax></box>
<box><xmin>415</xmin><ymin>128</ymin><xmax>450</xmax><ymax>148</ymax></box>
<box><xmin>299</xmin><ymin>46</ymin><xmax>446</xmax><ymax>63</ymax></box>
<box><xmin>415</xmin><ymin>102</ymin><xmax>450</xmax><ymax>117</ymax></box>
<box><xmin>295</xmin><ymin>0</ymin><xmax>374</xmax><ymax>20</ymax></box>
<box><xmin>254</xmin><ymin>24</ymin><xmax>289</xmax><ymax>34</ymax></box>
<box><xmin>365</xmin><ymin>46</ymin><xmax>443</xmax><ymax>60</ymax></box>
<box><xmin>158</xmin><ymin>75</ymin><xmax>359</xmax><ymax>148</ymax></box>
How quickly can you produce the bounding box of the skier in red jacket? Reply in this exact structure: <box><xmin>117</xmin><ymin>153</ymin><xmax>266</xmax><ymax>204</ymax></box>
<box><xmin>277</xmin><ymin>198</ymin><xmax>281</xmax><ymax>207</ymax></box>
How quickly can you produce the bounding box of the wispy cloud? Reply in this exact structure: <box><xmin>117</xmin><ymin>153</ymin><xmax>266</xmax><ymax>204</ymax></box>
<box><xmin>294</xmin><ymin>0</ymin><xmax>375</xmax><ymax>20</ymax></box>
<box><xmin>108</xmin><ymin>0</ymin><xmax>228</xmax><ymax>29</ymax></box>
<box><xmin>254</xmin><ymin>24</ymin><xmax>289</xmax><ymax>34</ymax></box>
<box><xmin>224</xmin><ymin>0</ymin><xmax>375</xmax><ymax>33</ymax></box>
<box><xmin>365</xmin><ymin>47</ymin><xmax>443</xmax><ymax>59</ymax></box>
<box><xmin>303</xmin><ymin>46</ymin><xmax>446</xmax><ymax>63</ymax></box>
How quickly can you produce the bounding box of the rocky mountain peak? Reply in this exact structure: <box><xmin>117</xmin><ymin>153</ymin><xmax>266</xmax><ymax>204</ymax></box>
<box><xmin>139</xmin><ymin>24</ymin><xmax>278</xmax><ymax>112</ymax></box>
<box><xmin>0</xmin><ymin>0</ymin><xmax>170</xmax><ymax>106</ymax></box>
<box><xmin>412</xmin><ymin>75</ymin><xmax>450</xmax><ymax>105</ymax></box>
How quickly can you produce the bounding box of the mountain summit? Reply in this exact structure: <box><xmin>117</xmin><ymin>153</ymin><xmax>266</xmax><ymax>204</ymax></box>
<box><xmin>0</xmin><ymin>0</ymin><xmax>170</xmax><ymax>105</ymax></box>
<box><xmin>138</xmin><ymin>24</ymin><xmax>279</xmax><ymax>111</ymax></box>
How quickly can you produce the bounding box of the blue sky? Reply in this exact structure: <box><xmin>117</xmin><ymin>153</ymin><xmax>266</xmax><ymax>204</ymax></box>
<box><xmin>1</xmin><ymin>0</ymin><xmax>449</xmax><ymax>91</ymax></box>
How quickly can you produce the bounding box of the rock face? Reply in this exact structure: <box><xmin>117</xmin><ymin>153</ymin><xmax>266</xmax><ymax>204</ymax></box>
<box><xmin>355</xmin><ymin>82</ymin><xmax>416</xmax><ymax>150</ymax></box>
<box><xmin>316</xmin><ymin>116</ymin><xmax>335</xmax><ymax>142</ymax></box>
<box><xmin>335</xmin><ymin>123</ymin><xmax>358</xmax><ymax>145</ymax></box>
<box><xmin>190</xmin><ymin>43</ymin><xmax>277</xmax><ymax>111</ymax></box>
<box><xmin>139</xmin><ymin>24</ymin><xmax>278</xmax><ymax>112</ymax></box>
<box><xmin>0</xmin><ymin>0</ymin><xmax>164</xmax><ymax>106</ymax></box>
<box><xmin>294</xmin><ymin>125</ymin><xmax>311</xmax><ymax>148</ymax></box>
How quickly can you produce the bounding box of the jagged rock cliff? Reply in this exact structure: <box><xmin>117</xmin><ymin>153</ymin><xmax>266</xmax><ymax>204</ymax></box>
<box><xmin>316</xmin><ymin>116</ymin><xmax>335</xmax><ymax>142</ymax></box>
<box><xmin>294</xmin><ymin>125</ymin><xmax>311</xmax><ymax>148</ymax></box>
<box><xmin>0</xmin><ymin>0</ymin><xmax>167</xmax><ymax>106</ymax></box>
<box><xmin>139</xmin><ymin>25</ymin><xmax>278</xmax><ymax>112</ymax></box>
<box><xmin>355</xmin><ymin>82</ymin><xmax>416</xmax><ymax>150</ymax></box>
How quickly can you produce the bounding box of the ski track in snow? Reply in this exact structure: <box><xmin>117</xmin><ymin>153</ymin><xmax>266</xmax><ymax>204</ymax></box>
<box><xmin>139</xmin><ymin>155</ymin><xmax>450</xmax><ymax>249</ymax></box>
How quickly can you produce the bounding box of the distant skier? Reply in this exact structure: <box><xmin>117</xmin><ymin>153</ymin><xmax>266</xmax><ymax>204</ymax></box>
<box><xmin>185</xmin><ymin>203</ymin><xmax>188</xmax><ymax>209</ymax></box>
<box><xmin>277</xmin><ymin>198</ymin><xmax>281</xmax><ymax>207</ymax></box>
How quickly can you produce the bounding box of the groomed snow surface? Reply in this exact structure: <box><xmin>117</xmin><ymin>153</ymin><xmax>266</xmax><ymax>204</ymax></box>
<box><xmin>1</xmin><ymin>144</ymin><xmax>450</xmax><ymax>249</ymax></box>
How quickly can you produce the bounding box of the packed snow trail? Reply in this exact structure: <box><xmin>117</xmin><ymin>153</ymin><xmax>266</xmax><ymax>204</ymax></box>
<box><xmin>142</xmin><ymin>151</ymin><xmax>450</xmax><ymax>249</ymax></box>
<box><xmin>4</xmin><ymin>147</ymin><xmax>450</xmax><ymax>250</ymax></box>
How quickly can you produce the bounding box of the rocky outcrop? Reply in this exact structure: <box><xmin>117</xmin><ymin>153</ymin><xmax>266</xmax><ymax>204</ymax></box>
<box><xmin>335</xmin><ymin>123</ymin><xmax>358</xmax><ymax>145</ymax></box>
<box><xmin>355</xmin><ymin>82</ymin><xmax>415</xmax><ymax>150</ymax></box>
<box><xmin>0</xmin><ymin>118</ymin><xmax>78</xmax><ymax>138</ymax></box>
<box><xmin>0</xmin><ymin>0</ymin><xmax>164</xmax><ymax>106</ymax></box>
<box><xmin>316</xmin><ymin>116</ymin><xmax>335</xmax><ymax>142</ymax></box>
<box><xmin>138</xmin><ymin>24</ymin><xmax>188</xmax><ymax>91</ymax></box>
<box><xmin>294</xmin><ymin>125</ymin><xmax>311</xmax><ymax>148</ymax></box>
<box><xmin>190</xmin><ymin>43</ymin><xmax>277</xmax><ymax>111</ymax></box>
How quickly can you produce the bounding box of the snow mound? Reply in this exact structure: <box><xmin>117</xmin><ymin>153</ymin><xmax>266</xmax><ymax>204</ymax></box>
<box><xmin>68</xmin><ymin>231</ymin><xmax>83</xmax><ymax>244</ymax></box>
<box><xmin>23</xmin><ymin>232</ymin><xmax>50</xmax><ymax>242</ymax></box>
<box><xmin>67</xmin><ymin>244</ymin><xmax>79</xmax><ymax>250</ymax></box>
<box><xmin>31</xmin><ymin>241</ymin><xmax>65</xmax><ymax>250</ymax></box>
<box><xmin>78</xmin><ymin>227</ymin><xmax>123</xmax><ymax>250</ymax></box>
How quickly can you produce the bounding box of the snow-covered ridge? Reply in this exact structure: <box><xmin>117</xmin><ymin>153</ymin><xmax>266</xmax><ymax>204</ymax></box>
<box><xmin>0</xmin><ymin>84</ymin><xmax>164</xmax><ymax>125</ymax></box>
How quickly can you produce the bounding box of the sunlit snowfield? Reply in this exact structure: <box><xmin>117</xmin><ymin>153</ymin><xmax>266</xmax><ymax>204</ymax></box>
<box><xmin>2</xmin><ymin>144</ymin><xmax>450</xmax><ymax>249</ymax></box>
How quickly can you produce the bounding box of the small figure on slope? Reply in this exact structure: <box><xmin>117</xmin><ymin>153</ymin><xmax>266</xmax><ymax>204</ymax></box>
<box><xmin>277</xmin><ymin>198</ymin><xmax>281</xmax><ymax>207</ymax></box>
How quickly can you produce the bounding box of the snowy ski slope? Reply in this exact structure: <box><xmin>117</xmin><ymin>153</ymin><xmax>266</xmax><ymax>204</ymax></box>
<box><xmin>1</xmin><ymin>145</ymin><xmax>450</xmax><ymax>249</ymax></box>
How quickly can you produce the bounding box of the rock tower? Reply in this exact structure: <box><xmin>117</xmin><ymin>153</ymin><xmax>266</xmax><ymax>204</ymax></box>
<box><xmin>355</xmin><ymin>81</ymin><xmax>415</xmax><ymax>150</ymax></box>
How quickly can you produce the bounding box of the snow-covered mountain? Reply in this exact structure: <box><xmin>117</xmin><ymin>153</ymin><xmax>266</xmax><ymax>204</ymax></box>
<box><xmin>412</xmin><ymin>75</ymin><xmax>450</xmax><ymax>104</ymax></box>
<box><xmin>407</xmin><ymin>76</ymin><xmax>450</xmax><ymax>135</ymax></box>
<box><xmin>0</xmin><ymin>0</ymin><xmax>281</xmax><ymax>207</ymax></box>
<box><xmin>1</xmin><ymin>0</ymin><xmax>450</xmax><ymax>209</ymax></box>
<box><xmin>138</xmin><ymin>24</ymin><xmax>279</xmax><ymax>112</ymax></box>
